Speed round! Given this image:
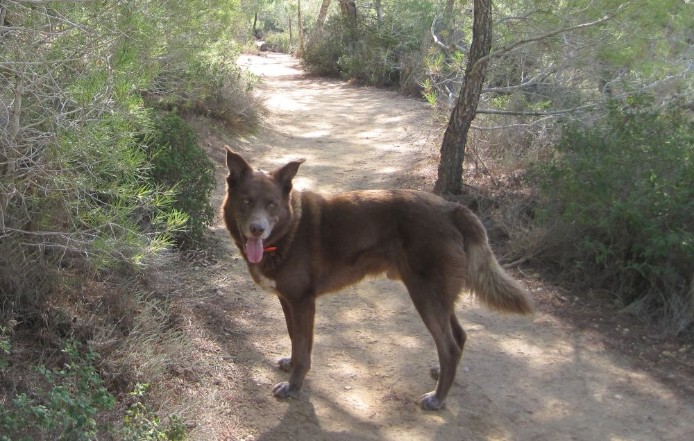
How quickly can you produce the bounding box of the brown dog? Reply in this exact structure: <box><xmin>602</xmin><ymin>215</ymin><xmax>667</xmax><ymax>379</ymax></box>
<box><xmin>221</xmin><ymin>149</ymin><xmax>533</xmax><ymax>410</ymax></box>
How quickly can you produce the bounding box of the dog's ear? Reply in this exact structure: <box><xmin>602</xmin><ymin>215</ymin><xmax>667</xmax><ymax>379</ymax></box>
<box><xmin>226</xmin><ymin>148</ymin><xmax>252</xmax><ymax>187</ymax></box>
<box><xmin>272</xmin><ymin>159</ymin><xmax>305</xmax><ymax>194</ymax></box>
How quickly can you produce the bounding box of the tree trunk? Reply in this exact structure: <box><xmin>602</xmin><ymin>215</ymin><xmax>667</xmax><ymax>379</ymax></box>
<box><xmin>307</xmin><ymin>0</ymin><xmax>331</xmax><ymax>46</ymax></box>
<box><xmin>317</xmin><ymin>0</ymin><xmax>331</xmax><ymax>28</ymax></box>
<box><xmin>297</xmin><ymin>0</ymin><xmax>304</xmax><ymax>55</ymax></box>
<box><xmin>443</xmin><ymin>0</ymin><xmax>455</xmax><ymax>29</ymax></box>
<box><xmin>288</xmin><ymin>9</ymin><xmax>293</xmax><ymax>44</ymax></box>
<box><xmin>434</xmin><ymin>0</ymin><xmax>492</xmax><ymax>195</ymax></box>
<box><xmin>338</xmin><ymin>0</ymin><xmax>357</xmax><ymax>25</ymax></box>
<box><xmin>0</xmin><ymin>3</ymin><xmax>7</xmax><ymax>43</ymax></box>
<box><xmin>375</xmin><ymin>0</ymin><xmax>382</xmax><ymax>24</ymax></box>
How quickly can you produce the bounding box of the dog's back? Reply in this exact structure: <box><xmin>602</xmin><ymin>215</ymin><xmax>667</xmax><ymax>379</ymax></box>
<box><xmin>294</xmin><ymin>189</ymin><xmax>532</xmax><ymax>314</ymax></box>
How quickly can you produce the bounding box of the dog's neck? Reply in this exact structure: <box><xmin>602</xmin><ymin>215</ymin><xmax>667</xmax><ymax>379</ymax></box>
<box><xmin>276</xmin><ymin>190</ymin><xmax>303</xmax><ymax>254</ymax></box>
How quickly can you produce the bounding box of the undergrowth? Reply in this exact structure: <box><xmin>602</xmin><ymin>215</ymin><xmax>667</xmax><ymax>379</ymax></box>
<box><xmin>530</xmin><ymin>95</ymin><xmax>693</xmax><ymax>334</ymax></box>
<box><xmin>143</xmin><ymin>113</ymin><xmax>216</xmax><ymax>247</ymax></box>
<box><xmin>0</xmin><ymin>341</ymin><xmax>184</xmax><ymax>440</ymax></box>
<box><xmin>302</xmin><ymin>9</ymin><xmax>431</xmax><ymax>94</ymax></box>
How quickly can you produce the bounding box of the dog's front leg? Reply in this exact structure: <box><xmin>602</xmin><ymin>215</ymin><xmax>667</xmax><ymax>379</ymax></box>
<box><xmin>272</xmin><ymin>296</ymin><xmax>315</xmax><ymax>399</ymax></box>
<box><xmin>277</xmin><ymin>297</ymin><xmax>294</xmax><ymax>372</ymax></box>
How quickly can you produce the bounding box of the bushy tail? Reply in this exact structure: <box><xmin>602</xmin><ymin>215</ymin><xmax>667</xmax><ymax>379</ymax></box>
<box><xmin>454</xmin><ymin>206</ymin><xmax>534</xmax><ymax>314</ymax></box>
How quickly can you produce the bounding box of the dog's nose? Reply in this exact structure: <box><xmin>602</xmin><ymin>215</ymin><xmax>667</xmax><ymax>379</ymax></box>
<box><xmin>250</xmin><ymin>222</ymin><xmax>266</xmax><ymax>237</ymax></box>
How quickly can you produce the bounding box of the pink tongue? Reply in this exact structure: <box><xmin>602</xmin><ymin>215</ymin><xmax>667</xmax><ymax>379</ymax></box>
<box><xmin>245</xmin><ymin>238</ymin><xmax>264</xmax><ymax>263</ymax></box>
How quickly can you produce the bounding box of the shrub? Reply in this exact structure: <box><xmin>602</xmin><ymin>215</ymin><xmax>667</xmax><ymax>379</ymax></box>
<box><xmin>120</xmin><ymin>383</ymin><xmax>186</xmax><ymax>441</ymax></box>
<box><xmin>0</xmin><ymin>328</ymin><xmax>10</xmax><ymax>370</ymax></box>
<box><xmin>264</xmin><ymin>31</ymin><xmax>293</xmax><ymax>54</ymax></box>
<box><xmin>146</xmin><ymin>41</ymin><xmax>262</xmax><ymax>130</ymax></box>
<box><xmin>0</xmin><ymin>342</ymin><xmax>115</xmax><ymax>441</ymax></box>
<box><xmin>532</xmin><ymin>95</ymin><xmax>693</xmax><ymax>333</ymax></box>
<box><xmin>302</xmin><ymin>15</ymin><xmax>352</xmax><ymax>77</ymax></box>
<box><xmin>143</xmin><ymin>113</ymin><xmax>215</xmax><ymax>247</ymax></box>
<box><xmin>0</xmin><ymin>111</ymin><xmax>184</xmax><ymax>313</ymax></box>
<box><xmin>0</xmin><ymin>342</ymin><xmax>187</xmax><ymax>440</ymax></box>
<box><xmin>302</xmin><ymin>10</ymin><xmax>431</xmax><ymax>91</ymax></box>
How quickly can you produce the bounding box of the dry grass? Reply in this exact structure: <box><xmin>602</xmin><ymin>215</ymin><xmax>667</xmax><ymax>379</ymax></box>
<box><xmin>0</xmin><ymin>254</ymin><xmax>198</xmax><ymax>435</ymax></box>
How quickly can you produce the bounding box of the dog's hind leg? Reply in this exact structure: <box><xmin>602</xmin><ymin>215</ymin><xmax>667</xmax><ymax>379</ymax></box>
<box><xmin>450</xmin><ymin>314</ymin><xmax>467</xmax><ymax>350</ymax></box>
<box><xmin>272</xmin><ymin>296</ymin><xmax>315</xmax><ymax>399</ymax></box>
<box><xmin>404</xmin><ymin>276</ymin><xmax>463</xmax><ymax>410</ymax></box>
<box><xmin>430</xmin><ymin>315</ymin><xmax>467</xmax><ymax>381</ymax></box>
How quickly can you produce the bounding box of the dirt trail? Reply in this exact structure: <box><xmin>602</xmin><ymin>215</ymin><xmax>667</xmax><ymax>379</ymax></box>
<box><xmin>158</xmin><ymin>54</ymin><xmax>693</xmax><ymax>441</ymax></box>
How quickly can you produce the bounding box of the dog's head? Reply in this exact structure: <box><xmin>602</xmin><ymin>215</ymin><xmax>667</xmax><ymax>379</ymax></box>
<box><xmin>223</xmin><ymin>148</ymin><xmax>304</xmax><ymax>264</ymax></box>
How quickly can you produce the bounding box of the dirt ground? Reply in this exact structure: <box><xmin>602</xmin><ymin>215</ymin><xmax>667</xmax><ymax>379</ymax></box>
<box><xmin>155</xmin><ymin>53</ymin><xmax>693</xmax><ymax>441</ymax></box>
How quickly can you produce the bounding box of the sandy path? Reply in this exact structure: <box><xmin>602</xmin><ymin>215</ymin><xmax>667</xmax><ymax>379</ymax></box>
<box><xmin>160</xmin><ymin>53</ymin><xmax>693</xmax><ymax>441</ymax></box>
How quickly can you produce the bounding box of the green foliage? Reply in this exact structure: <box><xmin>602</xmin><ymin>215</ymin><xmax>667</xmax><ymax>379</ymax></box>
<box><xmin>0</xmin><ymin>328</ymin><xmax>10</xmax><ymax>370</ymax></box>
<box><xmin>302</xmin><ymin>15</ymin><xmax>351</xmax><ymax>76</ymax></box>
<box><xmin>533</xmin><ymin>95</ymin><xmax>693</xmax><ymax>332</ymax></box>
<box><xmin>143</xmin><ymin>113</ymin><xmax>216</xmax><ymax>247</ymax></box>
<box><xmin>0</xmin><ymin>0</ymin><xmax>188</xmax><ymax>312</ymax></box>
<box><xmin>594</xmin><ymin>0</ymin><xmax>690</xmax><ymax>78</ymax></box>
<box><xmin>0</xmin><ymin>342</ymin><xmax>115</xmax><ymax>441</ymax></box>
<box><xmin>303</xmin><ymin>5</ymin><xmax>433</xmax><ymax>91</ymax></box>
<box><xmin>56</xmin><ymin>113</ymin><xmax>186</xmax><ymax>267</ymax></box>
<box><xmin>1</xmin><ymin>1</ymin><xmax>247</xmax><ymax>434</ymax></box>
<box><xmin>125</xmin><ymin>1</ymin><xmax>261</xmax><ymax>128</ymax></box>
<box><xmin>421</xmin><ymin>78</ymin><xmax>438</xmax><ymax>106</ymax></box>
<box><xmin>0</xmin><ymin>343</ymin><xmax>187</xmax><ymax>440</ymax></box>
<box><xmin>150</xmin><ymin>40</ymin><xmax>261</xmax><ymax>129</ymax></box>
<box><xmin>264</xmin><ymin>31</ymin><xmax>293</xmax><ymax>53</ymax></box>
<box><xmin>120</xmin><ymin>383</ymin><xmax>186</xmax><ymax>441</ymax></box>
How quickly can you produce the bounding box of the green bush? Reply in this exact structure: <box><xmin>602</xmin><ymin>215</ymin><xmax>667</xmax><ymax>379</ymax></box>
<box><xmin>146</xmin><ymin>38</ymin><xmax>261</xmax><ymax>130</ymax></box>
<box><xmin>533</xmin><ymin>95</ymin><xmax>693</xmax><ymax>333</ymax></box>
<box><xmin>0</xmin><ymin>342</ymin><xmax>187</xmax><ymax>440</ymax></box>
<box><xmin>120</xmin><ymin>383</ymin><xmax>186</xmax><ymax>441</ymax></box>
<box><xmin>0</xmin><ymin>111</ymin><xmax>184</xmax><ymax>313</ymax></box>
<box><xmin>302</xmin><ymin>16</ymin><xmax>350</xmax><ymax>77</ymax></box>
<box><xmin>0</xmin><ymin>328</ymin><xmax>10</xmax><ymax>370</ymax></box>
<box><xmin>264</xmin><ymin>31</ymin><xmax>292</xmax><ymax>54</ymax></box>
<box><xmin>302</xmin><ymin>10</ymin><xmax>431</xmax><ymax>91</ymax></box>
<box><xmin>143</xmin><ymin>113</ymin><xmax>215</xmax><ymax>247</ymax></box>
<box><xmin>0</xmin><ymin>342</ymin><xmax>115</xmax><ymax>441</ymax></box>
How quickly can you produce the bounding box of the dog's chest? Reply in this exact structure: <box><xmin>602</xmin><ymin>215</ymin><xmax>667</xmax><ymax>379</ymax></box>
<box><xmin>249</xmin><ymin>265</ymin><xmax>279</xmax><ymax>294</ymax></box>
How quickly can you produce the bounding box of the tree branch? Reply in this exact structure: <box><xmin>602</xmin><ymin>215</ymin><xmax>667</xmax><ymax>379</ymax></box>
<box><xmin>476</xmin><ymin>104</ymin><xmax>595</xmax><ymax>116</ymax></box>
<box><xmin>482</xmin><ymin>67</ymin><xmax>557</xmax><ymax>94</ymax></box>
<box><xmin>431</xmin><ymin>14</ymin><xmax>468</xmax><ymax>55</ymax></box>
<box><xmin>430</xmin><ymin>15</ymin><xmax>449</xmax><ymax>51</ymax></box>
<box><xmin>477</xmin><ymin>4</ymin><xmax>627</xmax><ymax>69</ymax></box>
<box><xmin>476</xmin><ymin>69</ymin><xmax>685</xmax><ymax>119</ymax></box>
<box><xmin>471</xmin><ymin>115</ymin><xmax>556</xmax><ymax>130</ymax></box>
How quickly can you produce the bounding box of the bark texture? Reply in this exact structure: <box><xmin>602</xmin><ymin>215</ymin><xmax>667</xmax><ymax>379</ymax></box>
<box><xmin>434</xmin><ymin>0</ymin><xmax>492</xmax><ymax>195</ymax></box>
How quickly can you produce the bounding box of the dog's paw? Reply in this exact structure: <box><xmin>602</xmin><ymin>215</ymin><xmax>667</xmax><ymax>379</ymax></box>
<box><xmin>272</xmin><ymin>382</ymin><xmax>300</xmax><ymax>399</ymax></box>
<box><xmin>277</xmin><ymin>357</ymin><xmax>292</xmax><ymax>372</ymax></box>
<box><xmin>417</xmin><ymin>392</ymin><xmax>445</xmax><ymax>411</ymax></box>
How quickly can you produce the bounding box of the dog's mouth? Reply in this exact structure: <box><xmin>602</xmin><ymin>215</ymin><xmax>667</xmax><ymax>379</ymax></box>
<box><xmin>244</xmin><ymin>237</ymin><xmax>265</xmax><ymax>264</ymax></box>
